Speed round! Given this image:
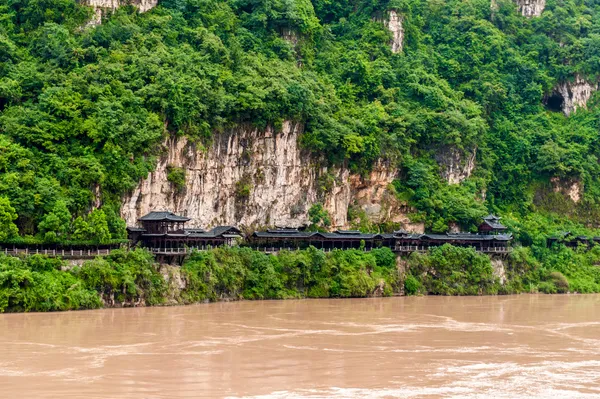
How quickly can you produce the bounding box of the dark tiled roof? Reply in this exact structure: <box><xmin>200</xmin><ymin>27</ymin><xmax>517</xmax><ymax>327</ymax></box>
<box><xmin>419</xmin><ymin>233</ymin><xmax>512</xmax><ymax>242</ymax></box>
<box><xmin>266</xmin><ymin>228</ymin><xmax>302</xmax><ymax>234</ymax></box>
<box><xmin>127</xmin><ymin>227</ymin><xmax>147</xmax><ymax>232</ymax></box>
<box><xmin>185</xmin><ymin>228</ymin><xmax>206</xmax><ymax>234</ymax></box>
<box><xmin>187</xmin><ymin>226</ymin><xmax>242</xmax><ymax>238</ymax></box>
<box><xmin>549</xmin><ymin>231</ymin><xmax>571</xmax><ymax>240</ymax></box>
<box><xmin>483</xmin><ymin>214</ymin><xmax>501</xmax><ymax>221</ymax></box>
<box><xmin>253</xmin><ymin>230</ymin><xmax>390</xmax><ymax>240</ymax></box>
<box><xmin>335</xmin><ymin>230</ymin><xmax>362</xmax><ymax>235</ymax></box>
<box><xmin>320</xmin><ymin>232</ymin><xmax>383</xmax><ymax>240</ymax></box>
<box><xmin>253</xmin><ymin>231</ymin><xmax>314</xmax><ymax>239</ymax></box>
<box><xmin>482</xmin><ymin>220</ymin><xmax>507</xmax><ymax>230</ymax></box>
<box><xmin>139</xmin><ymin>211</ymin><xmax>190</xmax><ymax>222</ymax></box>
<box><xmin>210</xmin><ymin>226</ymin><xmax>242</xmax><ymax>236</ymax></box>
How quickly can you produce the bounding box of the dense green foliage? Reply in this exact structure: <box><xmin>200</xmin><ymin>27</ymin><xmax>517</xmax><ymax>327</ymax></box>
<box><xmin>0</xmin><ymin>248</ymin><xmax>168</xmax><ymax>311</ymax></box>
<box><xmin>1</xmin><ymin>0</ymin><xmax>600</xmax><ymax>307</ymax></box>
<box><xmin>0</xmin><ymin>254</ymin><xmax>101</xmax><ymax>312</ymax></box>
<box><xmin>0</xmin><ymin>246</ymin><xmax>398</xmax><ymax>312</ymax></box>
<box><xmin>1</xmin><ymin>0</ymin><xmax>600</xmax><ymax>238</ymax></box>
<box><xmin>406</xmin><ymin>245</ymin><xmax>499</xmax><ymax>295</ymax></box>
<box><xmin>180</xmin><ymin>246</ymin><xmax>398</xmax><ymax>301</ymax></box>
<box><xmin>2</xmin><ymin>241</ymin><xmax>600</xmax><ymax>312</ymax></box>
<box><xmin>404</xmin><ymin>243</ymin><xmax>600</xmax><ymax>295</ymax></box>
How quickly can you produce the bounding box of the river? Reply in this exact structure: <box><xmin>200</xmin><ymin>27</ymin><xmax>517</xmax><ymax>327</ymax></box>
<box><xmin>1</xmin><ymin>295</ymin><xmax>599</xmax><ymax>398</ymax></box>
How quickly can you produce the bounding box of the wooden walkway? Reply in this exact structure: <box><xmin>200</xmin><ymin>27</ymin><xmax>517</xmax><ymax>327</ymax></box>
<box><xmin>1</xmin><ymin>245</ymin><xmax>510</xmax><ymax>259</ymax></box>
<box><xmin>1</xmin><ymin>248</ymin><xmax>114</xmax><ymax>258</ymax></box>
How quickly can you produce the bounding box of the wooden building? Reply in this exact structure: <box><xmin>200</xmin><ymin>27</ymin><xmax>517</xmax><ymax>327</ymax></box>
<box><xmin>547</xmin><ymin>232</ymin><xmax>600</xmax><ymax>248</ymax></box>
<box><xmin>478</xmin><ymin>214</ymin><xmax>508</xmax><ymax>234</ymax></box>
<box><xmin>248</xmin><ymin>229</ymin><xmax>395</xmax><ymax>252</ymax></box>
<box><xmin>394</xmin><ymin>232</ymin><xmax>511</xmax><ymax>253</ymax></box>
<box><xmin>127</xmin><ymin>211</ymin><xmax>242</xmax><ymax>254</ymax></box>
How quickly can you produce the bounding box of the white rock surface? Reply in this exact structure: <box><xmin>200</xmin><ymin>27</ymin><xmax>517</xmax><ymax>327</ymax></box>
<box><xmin>385</xmin><ymin>10</ymin><xmax>404</xmax><ymax>53</ymax></box>
<box><xmin>515</xmin><ymin>0</ymin><xmax>545</xmax><ymax>17</ymax></box>
<box><xmin>550</xmin><ymin>177</ymin><xmax>582</xmax><ymax>203</ymax></box>
<box><xmin>436</xmin><ymin>147</ymin><xmax>476</xmax><ymax>185</ymax></box>
<box><xmin>81</xmin><ymin>0</ymin><xmax>158</xmax><ymax>25</ymax></box>
<box><xmin>121</xmin><ymin>122</ymin><xmax>415</xmax><ymax>231</ymax></box>
<box><xmin>555</xmin><ymin>75</ymin><xmax>598</xmax><ymax>116</ymax></box>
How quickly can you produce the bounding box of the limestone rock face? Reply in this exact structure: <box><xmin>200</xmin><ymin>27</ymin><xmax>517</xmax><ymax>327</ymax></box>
<box><xmin>81</xmin><ymin>0</ymin><xmax>158</xmax><ymax>25</ymax></box>
<box><xmin>515</xmin><ymin>0</ymin><xmax>545</xmax><ymax>17</ymax></box>
<box><xmin>555</xmin><ymin>75</ymin><xmax>598</xmax><ymax>116</ymax></box>
<box><xmin>550</xmin><ymin>177</ymin><xmax>582</xmax><ymax>203</ymax></box>
<box><xmin>491</xmin><ymin>259</ymin><xmax>507</xmax><ymax>285</ymax></box>
<box><xmin>385</xmin><ymin>10</ymin><xmax>404</xmax><ymax>53</ymax></box>
<box><xmin>435</xmin><ymin>147</ymin><xmax>476</xmax><ymax>185</ymax></box>
<box><xmin>121</xmin><ymin>122</ymin><xmax>414</xmax><ymax>230</ymax></box>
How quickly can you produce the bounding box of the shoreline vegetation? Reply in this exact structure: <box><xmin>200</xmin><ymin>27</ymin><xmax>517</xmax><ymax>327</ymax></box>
<box><xmin>1</xmin><ymin>244</ymin><xmax>599</xmax><ymax>313</ymax></box>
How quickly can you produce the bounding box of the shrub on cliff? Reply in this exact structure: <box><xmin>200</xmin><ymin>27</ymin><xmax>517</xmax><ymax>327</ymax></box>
<box><xmin>404</xmin><ymin>274</ymin><xmax>421</xmax><ymax>296</ymax></box>
<box><xmin>0</xmin><ymin>255</ymin><xmax>101</xmax><ymax>312</ymax></box>
<box><xmin>166</xmin><ymin>165</ymin><xmax>186</xmax><ymax>193</ymax></box>
<box><xmin>181</xmin><ymin>246</ymin><xmax>397</xmax><ymax>300</ymax></box>
<box><xmin>548</xmin><ymin>271</ymin><xmax>570</xmax><ymax>293</ymax></box>
<box><xmin>74</xmin><ymin>248</ymin><xmax>167</xmax><ymax>306</ymax></box>
<box><xmin>408</xmin><ymin>245</ymin><xmax>499</xmax><ymax>295</ymax></box>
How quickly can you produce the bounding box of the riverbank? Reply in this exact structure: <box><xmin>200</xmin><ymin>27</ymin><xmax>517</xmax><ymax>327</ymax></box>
<box><xmin>1</xmin><ymin>245</ymin><xmax>599</xmax><ymax>312</ymax></box>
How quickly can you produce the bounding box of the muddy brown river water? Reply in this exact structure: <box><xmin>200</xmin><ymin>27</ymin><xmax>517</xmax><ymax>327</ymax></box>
<box><xmin>1</xmin><ymin>295</ymin><xmax>600</xmax><ymax>398</ymax></box>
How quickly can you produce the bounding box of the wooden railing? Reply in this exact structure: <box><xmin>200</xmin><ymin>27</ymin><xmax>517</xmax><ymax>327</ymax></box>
<box><xmin>149</xmin><ymin>246</ymin><xmax>216</xmax><ymax>255</ymax></box>
<box><xmin>1</xmin><ymin>245</ymin><xmax>510</xmax><ymax>259</ymax></box>
<box><xmin>1</xmin><ymin>248</ymin><xmax>113</xmax><ymax>258</ymax></box>
<box><xmin>394</xmin><ymin>246</ymin><xmax>509</xmax><ymax>254</ymax></box>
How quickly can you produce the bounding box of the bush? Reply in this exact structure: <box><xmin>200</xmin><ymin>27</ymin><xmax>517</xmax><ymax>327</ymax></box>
<box><xmin>538</xmin><ymin>281</ymin><xmax>557</xmax><ymax>294</ymax></box>
<box><xmin>404</xmin><ymin>274</ymin><xmax>421</xmax><ymax>295</ymax></box>
<box><xmin>166</xmin><ymin>165</ymin><xmax>186</xmax><ymax>193</ymax></box>
<box><xmin>548</xmin><ymin>271</ymin><xmax>569</xmax><ymax>293</ymax></box>
<box><xmin>407</xmin><ymin>245</ymin><xmax>499</xmax><ymax>295</ymax></box>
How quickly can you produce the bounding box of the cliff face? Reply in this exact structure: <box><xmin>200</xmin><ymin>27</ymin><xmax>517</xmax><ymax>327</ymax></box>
<box><xmin>435</xmin><ymin>147</ymin><xmax>476</xmax><ymax>185</ymax></box>
<box><xmin>386</xmin><ymin>10</ymin><xmax>404</xmax><ymax>53</ymax></box>
<box><xmin>554</xmin><ymin>75</ymin><xmax>598</xmax><ymax>116</ymax></box>
<box><xmin>550</xmin><ymin>177</ymin><xmax>582</xmax><ymax>203</ymax></box>
<box><xmin>122</xmin><ymin>122</ymin><xmax>414</xmax><ymax>230</ymax></box>
<box><xmin>515</xmin><ymin>0</ymin><xmax>545</xmax><ymax>17</ymax></box>
<box><xmin>81</xmin><ymin>0</ymin><xmax>158</xmax><ymax>25</ymax></box>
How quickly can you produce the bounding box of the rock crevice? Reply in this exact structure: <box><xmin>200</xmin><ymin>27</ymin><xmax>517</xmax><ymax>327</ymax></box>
<box><xmin>553</xmin><ymin>75</ymin><xmax>598</xmax><ymax>117</ymax></box>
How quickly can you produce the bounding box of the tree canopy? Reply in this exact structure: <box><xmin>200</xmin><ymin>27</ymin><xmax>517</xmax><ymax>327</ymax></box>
<box><xmin>1</xmin><ymin>0</ymin><xmax>600</xmax><ymax>238</ymax></box>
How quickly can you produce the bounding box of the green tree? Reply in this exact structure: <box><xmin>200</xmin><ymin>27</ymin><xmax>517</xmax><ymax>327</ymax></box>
<box><xmin>88</xmin><ymin>209</ymin><xmax>111</xmax><ymax>244</ymax></box>
<box><xmin>38</xmin><ymin>200</ymin><xmax>72</xmax><ymax>241</ymax></box>
<box><xmin>0</xmin><ymin>197</ymin><xmax>19</xmax><ymax>242</ymax></box>
<box><xmin>308</xmin><ymin>203</ymin><xmax>331</xmax><ymax>230</ymax></box>
<box><xmin>72</xmin><ymin>216</ymin><xmax>92</xmax><ymax>241</ymax></box>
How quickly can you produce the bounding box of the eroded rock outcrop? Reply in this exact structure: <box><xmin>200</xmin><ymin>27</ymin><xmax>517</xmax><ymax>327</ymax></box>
<box><xmin>374</xmin><ymin>10</ymin><xmax>404</xmax><ymax>53</ymax></box>
<box><xmin>386</xmin><ymin>10</ymin><xmax>404</xmax><ymax>53</ymax></box>
<box><xmin>435</xmin><ymin>147</ymin><xmax>476</xmax><ymax>185</ymax></box>
<box><xmin>491</xmin><ymin>259</ymin><xmax>507</xmax><ymax>285</ymax></box>
<box><xmin>121</xmin><ymin>122</ymin><xmax>415</xmax><ymax>230</ymax></box>
<box><xmin>515</xmin><ymin>0</ymin><xmax>545</xmax><ymax>17</ymax></box>
<box><xmin>81</xmin><ymin>0</ymin><xmax>158</xmax><ymax>25</ymax></box>
<box><xmin>550</xmin><ymin>177</ymin><xmax>582</xmax><ymax>203</ymax></box>
<box><xmin>553</xmin><ymin>75</ymin><xmax>598</xmax><ymax>116</ymax></box>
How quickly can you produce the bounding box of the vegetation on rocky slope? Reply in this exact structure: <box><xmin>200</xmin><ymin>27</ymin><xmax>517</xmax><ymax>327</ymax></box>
<box><xmin>0</xmin><ymin>247</ymin><xmax>400</xmax><ymax>312</ymax></box>
<box><xmin>2</xmin><ymin>243</ymin><xmax>600</xmax><ymax>312</ymax></box>
<box><xmin>1</xmin><ymin>0</ymin><xmax>600</xmax><ymax>238</ymax></box>
<box><xmin>1</xmin><ymin>0</ymin><xmax>600</xmax><ymax>310</ymax></box>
